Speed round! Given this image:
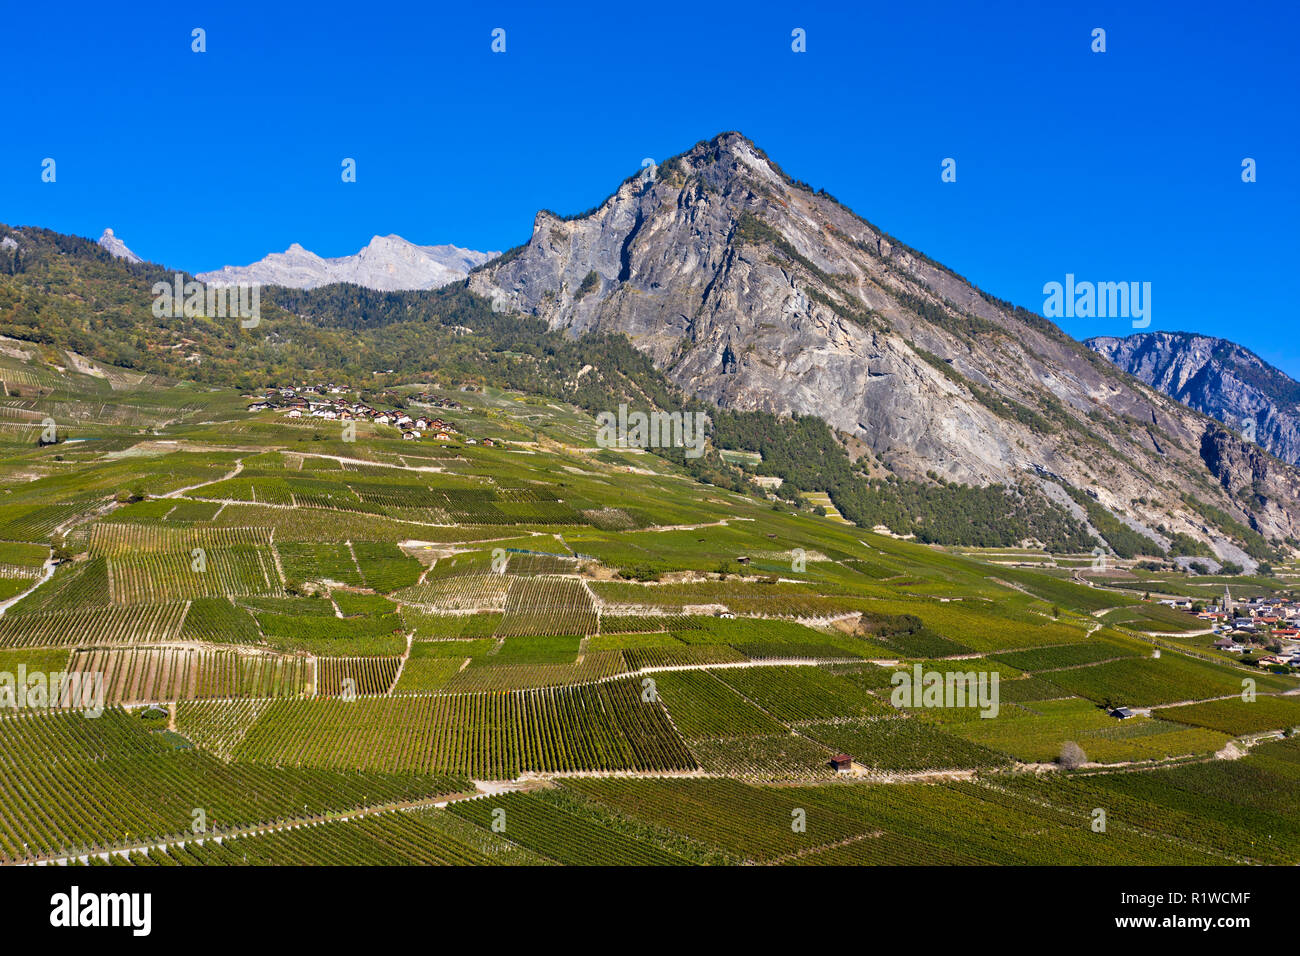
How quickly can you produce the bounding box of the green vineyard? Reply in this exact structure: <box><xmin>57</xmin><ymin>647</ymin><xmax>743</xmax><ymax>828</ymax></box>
<box><xmin>177</xmin><ymin>678</ymin><xmax>695</xmax><ymax>778</ymax></box>
<box><xmin>0</xmin><ymin>337</ymin><xmax>1295</xmax><ymax>871</ymax></box>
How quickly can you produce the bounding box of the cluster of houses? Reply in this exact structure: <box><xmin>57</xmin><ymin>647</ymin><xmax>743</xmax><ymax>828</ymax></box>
<box><xmin>411</xmin><ymin>392</ymin><xmax>464</xmax><ymax>411</ymax></box>
<box><xmin>1159</xmin><ymin>586</ymin><xmax>1300</xmax><ymax>668</ymax></box>
<box><xmin>246</xmin><ymin>386</ymin><xmax>495</xmax><ymax>446</ymax></box>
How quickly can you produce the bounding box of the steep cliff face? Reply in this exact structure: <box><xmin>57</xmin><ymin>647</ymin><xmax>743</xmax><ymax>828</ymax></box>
<box><xmin>470</xmin><ymin>132</ymin><xmax>1299</xmax><ymax>564</ymax></box>
<box><xmin>1088</xmin><ymin>331</ymin><xmax>1300</xmax><ymax>467</ymax></box>
<box><xmin>1200</xmin><ymin>425</ymin><xmax>1300</xmax><ymax>542</ymax></box>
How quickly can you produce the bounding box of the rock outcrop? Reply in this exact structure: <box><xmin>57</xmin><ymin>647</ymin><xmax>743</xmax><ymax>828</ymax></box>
<box><xmin>97</xmin><ymin>228</ymin><xmax>141</xmax><ymax>264</ymax></box>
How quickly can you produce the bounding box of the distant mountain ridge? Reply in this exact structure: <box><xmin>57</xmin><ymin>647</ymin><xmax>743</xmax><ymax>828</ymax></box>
<box><xmin>198</xmin><ymin>235</ymin><xmax>499</xmax><ymax>291</ymax></box>
<box><xmin>1087</xmin><ymin>332</ymin><xmax>1300</xmax><ymax>467</ymax></box>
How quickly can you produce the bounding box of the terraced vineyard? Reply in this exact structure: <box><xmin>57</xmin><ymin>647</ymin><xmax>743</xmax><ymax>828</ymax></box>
<box><xmin>108</xmin><ymin>545</ymin><xmax>282</xmax><ymax>603</ymax></box>
<box><xmin>0</xmin><ymin>603</ymin><xmax>187</xmax><ymax>648</ymax></box>
<box><xmin>90</xmin><ymin>810</ymin><xmax>514</xmax><ymax>866</ymax></box>
<box><xmin>0</xmin><ymin>708</ymin><xmax>468</xmax><ymax>864</ymax></box>
<box><xmin>317</xmin><ymin>656</ymin><xmax>402</xmax><ymax>696</ymax></box>
<box><xmin>68</xmin><ymin>647</ymin><xmax>310</xmax><ymax>703</ymax></box>
<box><xmin>0</xmin><ymin>343</ymin><xmax>1295</xmax><ymax>870</ymax></box>
<box><xmin>177</xmin><ymin>678</ymin><xmax>695</xmax><ymax>777</ymax></box>
<box><xmin>496</xmin><ymin>576</ymin><xmax>598</xmax><ymax>637</ymax></box>
<box><xmin>88</xmin><ymin>524</ymin><xmax>273</xmax><ymax>556</ymax></box>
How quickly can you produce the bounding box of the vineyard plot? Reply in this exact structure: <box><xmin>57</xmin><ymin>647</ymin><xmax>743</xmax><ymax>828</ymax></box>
<box><xmin>316</xmin><ymin>656</ymin><xmax>402</xmax><ymax>696</ymax></box>
<box><xmin>223</xmin><ymin>678</ymin><xmax>695</xmax><ymax>777</ymax></box>
<box><xmin>67</xmin><ymin>647</ymin><xmax>309</xmax><ymax>703</ymax></box>
<box><xmin>450</xmin><ymin>792</ymin><xmax>691</xmax><ymax>865</ymax></box>
<box><xmin>89</xmin><ymin>523</ymin><xmax>271</xmax><ymax>556</ymax></box>
<box><xmin>496</xmin><ymin>576</ymin><xmax>598</xmax><ymax>637</ymax></box>
<box><xmin>109</xmin><ymin>545</ymin><xmax>282</xmax><ymax>603</ymax></box>
<box><xmin>397</xmin><ymin>573</ymin><xmax>512</xmax><ymax>612</ymax></box>
<box><xmin>0</xmin><ymin>603</ymin><xmax>187</xmax><ymax>648</ymax></box>
<box><xmin>0</xmin><ymin>708</ymin><xmax>467</xmax><ymax>863</ymax></box>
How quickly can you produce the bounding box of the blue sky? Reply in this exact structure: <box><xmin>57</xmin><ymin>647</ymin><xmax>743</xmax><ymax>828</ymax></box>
<box><xmin>3</xmin><ymin>1</ymin><xmax>1297</xmax><ymax>373</ymax></box>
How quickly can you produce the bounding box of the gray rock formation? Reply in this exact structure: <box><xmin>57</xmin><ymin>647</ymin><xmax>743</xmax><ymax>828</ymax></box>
<box><xmin>199</xmin><ymin>235</ymin><xmax>498</xmax><ymax>291</ymax></box>
<box><xmin>1087</xmin><ymin>331</ymin><xmax>1300</xmax><ymax>467</ymax></box>
<box><xmin>470</xmin><ymin>131</ymin><xmax>1300</xmax><ymax>565</ymax></box>
<box><xmin>97</xmin><ymin>228</ymin><xmax>141</xmax><ymax>264</ymax></box>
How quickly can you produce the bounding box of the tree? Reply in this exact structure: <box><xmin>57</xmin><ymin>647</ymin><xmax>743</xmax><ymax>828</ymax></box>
<box><xmin>1058</xmin><ymin>741</ymin><xmax>1086</xmax><ymax>770</ymax></box>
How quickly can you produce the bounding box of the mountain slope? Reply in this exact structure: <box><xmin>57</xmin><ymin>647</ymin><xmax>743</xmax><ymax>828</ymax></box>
<box><xmin>2</xmin><ymin>134</ymin><xmax>1298</xmax><ymax>566</ymax></box>
<box><xmin>469</xmin><ymin>132</ymin><xmax>1300</xmax><ymax>567</ymax></box>
<box><xmin>198</xmin><ymin>235</ymin><xmax>498</xmax><ymax>291</ymax></box>
<box><xmin>1087</xmin><ymin>331</ymin><xmax>1300</xmax><ymax>467</ymax></box>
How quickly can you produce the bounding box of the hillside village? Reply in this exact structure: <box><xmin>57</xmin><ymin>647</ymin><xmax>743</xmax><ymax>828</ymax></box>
<box><xmin>247</xmin><ymin>384</ymin><xmax>494</xmax><ymax>445</ymax></box>
<box><xmin>1162</xmin><ymin>586</ymin><xmax>1300</xmax><ymax>669</ymax></box>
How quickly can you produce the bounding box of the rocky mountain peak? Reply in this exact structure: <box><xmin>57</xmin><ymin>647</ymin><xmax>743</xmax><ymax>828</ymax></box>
<box><xmin>97</xmin><ymin>228</ymin><xmax>141</xmax><ymax>264</ymax></box>
<box><xmin>469</xmin><ymin>131</ymin><xmax>1300</xmax><ymax>566</ymax></box>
